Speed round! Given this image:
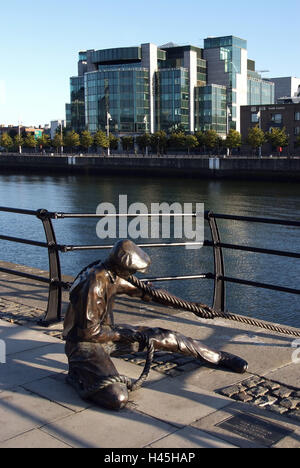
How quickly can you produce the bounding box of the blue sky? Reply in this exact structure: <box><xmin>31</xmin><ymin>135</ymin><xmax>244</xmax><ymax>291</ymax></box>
<box><xmin>0</xmin><ymin>0</ymin><xmax>299</xmax><ymax>127</ymax></box>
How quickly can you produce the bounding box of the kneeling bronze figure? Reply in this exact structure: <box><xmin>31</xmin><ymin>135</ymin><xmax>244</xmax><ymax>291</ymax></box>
<box><xmin>63</xmin><ymin>240</ymin><xmax>248</xmax><ymax>410</ymax></box>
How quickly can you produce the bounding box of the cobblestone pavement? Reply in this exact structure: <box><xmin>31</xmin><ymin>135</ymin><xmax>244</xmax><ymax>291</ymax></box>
<box><xmin>219</xmin><ymin>376</ymin><xmax>300</xmax><ymax>423</ymax></box>
<box><xmin>121</xmin><ymin>350</ymin><xmax>204</xmax><ymax>377</ymax></box>
<box><xmin>0</xmin><ymin>297</ymin><xmax>63</xmax><ymax>338</ymax></box>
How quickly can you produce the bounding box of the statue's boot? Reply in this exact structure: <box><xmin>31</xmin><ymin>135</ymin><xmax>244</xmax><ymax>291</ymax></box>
<box><xmin>141</xmin><ymin>327</ymin><xmax>248</xmax><ymax>374</ymax></box>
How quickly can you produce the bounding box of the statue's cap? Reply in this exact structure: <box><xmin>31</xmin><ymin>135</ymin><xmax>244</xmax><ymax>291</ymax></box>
<box><xmin>108</xmin><ymin>239</ymin><xmax>151</xmax><ymax>273</ymax></box>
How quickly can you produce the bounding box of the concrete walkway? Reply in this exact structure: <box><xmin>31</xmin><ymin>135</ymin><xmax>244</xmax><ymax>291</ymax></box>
<box><xmin>0</xmin><ymin>262</ymin><xmax>300</xmax><ymax>448</ymax></box>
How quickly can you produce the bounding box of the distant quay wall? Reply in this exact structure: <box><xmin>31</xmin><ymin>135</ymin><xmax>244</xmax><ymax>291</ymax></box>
<box><xmin>0</xmin><ymin>153</ymin><xmax>300</xmax><ymax>181</ymax></box>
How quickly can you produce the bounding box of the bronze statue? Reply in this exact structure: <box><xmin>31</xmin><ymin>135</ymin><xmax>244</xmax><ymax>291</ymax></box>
<box><xmin>63</xmin><ymin>240</ymin><xmax>248</xmax><ymax>410</ymax></box>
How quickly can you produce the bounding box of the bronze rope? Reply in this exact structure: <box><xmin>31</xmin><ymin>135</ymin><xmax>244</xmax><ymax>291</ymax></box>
<box><xmin>128</xmin><ymin>275</ymin><xmax>300</xmax><ymax>338</ymax></box>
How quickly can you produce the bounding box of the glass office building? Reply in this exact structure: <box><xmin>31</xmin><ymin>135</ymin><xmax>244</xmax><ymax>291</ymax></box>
<box><xmin>195</xmin><ymin>84</ymin><xmax>227</xmax><ymax>134</ymax></box>
<box><xmin>70</xmin><ymin>76</ymin><xmax>85</xmax><ymax>133</ymax></box>
<box><xmin>67</xmin><ymin>38</ymin><xmax>274</xmax><ymax>137</ymax></box>
<box><xmin>248</xmin><ymin>71</ymin><xmax>275</xmax><ymax>105</ymax></box>
<box><xmin>155</xmin><ymin>68</ymin><xmax>190</xmax><ymax>132</ymax></box>
<box><xmin>85</xmin><ymin>66</ymin><xmax>150</xmax><ymax>133</ymax></box>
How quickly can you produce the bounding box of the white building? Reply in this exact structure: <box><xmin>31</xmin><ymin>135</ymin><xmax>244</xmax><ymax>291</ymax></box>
<box><xmin>50</xmin><ymin>120</ymin><xmax>66</xmax><ymax>140</ymax></box>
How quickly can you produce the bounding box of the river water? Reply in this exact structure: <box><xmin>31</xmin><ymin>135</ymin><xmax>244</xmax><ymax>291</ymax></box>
<box><xmin>0</xmin><ymin>172</ymin><xmax>299</xmax><ymax>328</ymax></box>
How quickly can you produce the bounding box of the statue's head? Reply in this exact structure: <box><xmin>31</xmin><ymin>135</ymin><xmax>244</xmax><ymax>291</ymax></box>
<box><xmin>107</xmin><ymin>239</ymin><xmax>151</xmax><ymax>277</ymax></box>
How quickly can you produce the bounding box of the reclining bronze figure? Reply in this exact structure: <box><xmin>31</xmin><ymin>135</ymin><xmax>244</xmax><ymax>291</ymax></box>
<box><xmin>63</xmin><ymin>240</ymin><xmax>248</xmax><ymax>410</ymax></box>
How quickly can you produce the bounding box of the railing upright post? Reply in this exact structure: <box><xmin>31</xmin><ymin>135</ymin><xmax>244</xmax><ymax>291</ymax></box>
<box><xmin>207</xmin><ymin>211</ymin><xmax>226</xmax><ymax>312</ymax></box>
<box><xmin>36</xmin><ymin>209</ymin><xmax>62</xmax><ymax>326</ymax></box>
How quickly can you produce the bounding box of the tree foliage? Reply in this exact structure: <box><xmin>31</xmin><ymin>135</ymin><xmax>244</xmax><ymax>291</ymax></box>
<box><xmin>225</xmin><ymin>129</ymin><xmax>242</xmax><ymax>153</ymax></box>
<box><xmin>94</xmin><ymin>130</ymin><xmax>108</xmax><ymax>151</ymax></box>
<box><xmin>266</xmin><ymin>127</ymin><xmax>289</xmax><ymax>150</ymax></box>
<box><xmin>136</xmin><ymin>133</ymin><xmax>151</xmax><ymax>154</ymax></box>
<box><xmin>80</xmin><ymin>130</ymin><xmax>93</xmax><ymax>151</ymax></box>
<box><xmin>150</xmin><ymin>131</ymin><xmax>167</xmax><ymax>155</ymax></box>
<box><xmin>121</xmin><ymin>136</ymin><xmax>134</xmax><ymax>152</ymax></box>
<box><xmin>52</xmin><ymin>133</ymin><xmax>64</xmax><ymax>152</ymax></box>
<box><xmin>37</xmin><ymin>134</ymin><xmax>50</xmax><ymax>149</ymax></box>
<box><xmin>65</xmin><ymin>130</ymin><xmax>80</xmax><ymax>152</ymax></box>
<box><xmin>24</xmin><ymin>134</ymin><xmax>37</xmax><ymax>149</ymax></box>
<box><xmin>246</xmin><ymin>126</ymin><xmax>266</xmax><ymax>150</ymax></box>
<box><xmin>0</xmin><ymin>132</ymin><xmax>13</xmax><ymax>151</ymax></box>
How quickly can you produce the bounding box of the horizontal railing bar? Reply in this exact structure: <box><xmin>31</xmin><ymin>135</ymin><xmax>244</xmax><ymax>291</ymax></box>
<box><xmin>0</xmin><ymin>267</ymin><xmax>50</xmax><ymax>284</ymax></box>
<box><xmin>207</xmin><ymin>212</ymin><xmax>300</xmax><ymax>227</ymax></box>
<box><xmin>0</xmin><ymin>236</ymin><xmax>298</xmax><ymax>260</ymax></box>
<box><xmin>54</xmin><ymin>213</ymin><xmax>200</xmax><ymax>219</ymax></box>
<box><xmin>216</xmin><ymin>242</ymin><xmax>300</xmax><ymax>259</ymax></box>
<box><xmin>0</xmin><ymin>207</ymin><xmax>40</xmax><ymax>216</ymax></box>
<box><xmin>57</xmin><ymin>273</ymin><xmax>213</xmax><ymax>290</ymax></box>
<box><xmin>60</xmin><ymin>241</ymin><xmax>299</xmax><ymax>259</ymax></box>
<box><xmin>141</xmin><ymin>273</ymin><xmax>213</xmax><ymax>282</ymax></box>
<box><xmin>1</xmin><ymin>207</ymin><xmax>299</xmax><ymax>228</ymax></box>
<box><xmin>221</xmin><ymin>275</ymin><xmax>300</xmax><ymax>295</ymax></box>
<box><xmin>0</xmin><ymin>235</ymin><xmax>50</xmax><ymax>248</ymax></box>
<box><xmin>61</xmin><ymin>241</ymin><xmax>206</xmax><ymax>252</ymax></box>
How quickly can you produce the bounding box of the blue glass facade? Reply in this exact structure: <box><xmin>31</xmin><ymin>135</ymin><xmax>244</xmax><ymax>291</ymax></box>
<box><xmin>85</xmin><ymin>67</ymin><xmax>150</xmax><ymax>133</ymax></box>
<box><xmin>70</xmin><ymin>76</ymin><xmax>85</xmax><ymax>132</ymax></box>
<box><xmin>195</xmin><ymin>85</ymin><xmax>227</xmax><ymax>135</ymax></box>
<box><xmin>247</xmin><ymin>74</ymin><xmax>275</xmax><ymax>105</ymax></box>
<box><xmin>155</xmin><ymin>68</ymin><xmax>190</xmax><ymax>132</ymax></box>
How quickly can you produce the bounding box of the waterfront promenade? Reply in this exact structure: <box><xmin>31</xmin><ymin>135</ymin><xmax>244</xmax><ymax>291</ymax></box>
<box><xmin>0</xmin><ymin>153</ymin><xmax>300</xmax><ymax>181</ymax></box>
<box><xmin>0</xmin><ymin>260</ymin><xmax>300</xmax><ymax>448</ymax></box>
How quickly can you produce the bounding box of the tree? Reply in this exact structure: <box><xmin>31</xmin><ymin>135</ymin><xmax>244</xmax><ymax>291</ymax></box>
<box><xmin>136</xmin><ymin>133</ymin><xmax>151</xmax><ymax>155</ymax></box>
<box><xmin>94</xmin><ymin>130</ymin><xmax>108</xmax><ymax>154</ymax></box>
<box><xmin>150</xmin><ymin>131</ymin><xmax>167</xmax><ymax>156</ymax></box>
<box><xmin>225</xmin><ymin>129</ymin><xmax>242</xmax><ymax>155</ymax></box>
<box><xmin>109</xmin><ymin>134</ymin><xmax>119</xmax><ymax>151</ymax></box>
<box><xmin>168</xmin><ymin>132</ymin><xmax>186</xmax><ymax>152</ymax></box>
<box><xmin>80</xmin><ymin>130</ymin><xmax>93</xmax><ymax>152</ymax></box>
<box><xmin>37</xmin><ymin>134</ymin><xmax>50</xmax><ymax>152</ymax></box>
<box><xmin>52</xmin><ymin>133</ymin><xmax>64</xmax><ymax>154</ymax></box>
<box><xmin>185</xmin><ymin>134</ymin><xmax>198</xmax><ymax>155</ymax></box>
<box><xmin>246</xmin><ymin>126</ymin><xmax>266</xmax><ymax>155</ymax></box>
<box><xmin>65</xmin><ymin>130</ymin><xmax>80</xmax><ymax>153</ymax></box>
<box><xmin>0</xmin><ymin>132</ymin><xmax>13</xmax><ymax>152</ymax></box>
<box><xmin>203</xmin><ymin>130</ymin><xmax>219</xmax><ymax>153</ymax></box>
<box><xmin>24</xmin><ymin>134</ymin><xmax>37</xmax><ymax>151</ymax></box>
<box><xmin>266</xmin><ymin>127</ymin><xmax>289</xmax><ymax>154</ymax></box>
<box><xmin>121</xmin><ymin>136</ymin><xmax>134</xmax><ymax>153</ymax></box>
<box><xmin>13</xmin><ymin>134</ymin><xmax>24</xmax><ymax>153</ymax></box>
<box><xmin>195</xmin><ymin>131</ymin><xmax>205</xmax><ymax>152</ymax></box>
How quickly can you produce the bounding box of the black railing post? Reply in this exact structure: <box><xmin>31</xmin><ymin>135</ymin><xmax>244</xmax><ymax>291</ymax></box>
<box><xmin>207</xmin><ymin>211</ymin><xmax>226</xmax><ymax>312</ymax></box>
<box><xmin>36</xmin><ymin>209</ymin><xmax>62</xmax><ymax>326</ymax></box>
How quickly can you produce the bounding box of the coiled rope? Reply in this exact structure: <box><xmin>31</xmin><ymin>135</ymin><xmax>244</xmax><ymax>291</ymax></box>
<box><xmin>80</xmin><ymin>336</ymin><xmax>155</xmax><ymax>395</ymax></box>
<box><xmin>127</xmin><ymin>274</ymin><xmax>300</xmax><ymax>338</ymax></box>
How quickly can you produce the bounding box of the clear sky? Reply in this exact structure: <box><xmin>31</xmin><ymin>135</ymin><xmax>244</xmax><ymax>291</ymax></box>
<box><xmin>0</xmin><ymin>0</ymin><xmax>299</xmax><ymax>127</ymax></box>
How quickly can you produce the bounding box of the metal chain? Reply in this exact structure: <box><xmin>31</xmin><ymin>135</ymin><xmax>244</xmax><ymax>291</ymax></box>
<box><xmin>128</xmin><ymin>275</ymin><xmax>300</xmax><ymax>338</ymax></box>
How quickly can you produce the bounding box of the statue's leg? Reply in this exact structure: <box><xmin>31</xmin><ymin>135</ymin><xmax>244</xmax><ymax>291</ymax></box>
<box><xmin>135</xmin><ymin>327</ymin><xmax>248</xmax><ymax>374</ymax></box>
<box><xmin>65</xmin><ymin>341</ymin><xmax>129</xmax><ymax>410</ymax></box>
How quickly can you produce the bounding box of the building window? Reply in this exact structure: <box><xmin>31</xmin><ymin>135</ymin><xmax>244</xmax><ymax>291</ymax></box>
<box><xmin>295</xmin><ymin>127</ymin><xmax>300</xmax><ymax>135</ymax></box>
<box><xmin>251</xmin><ymin>113</ymin><xmax>259</xmax><ymax>123</ymax></box>
<box><xmin>295</xmin><ymin>112</ymin><xmax>300</xmax><ymax>121</ymax></box>
<box><xmin>271</xmin><ymin>114</ymin><xmax>282</xmax><ymax>124</ymax></box>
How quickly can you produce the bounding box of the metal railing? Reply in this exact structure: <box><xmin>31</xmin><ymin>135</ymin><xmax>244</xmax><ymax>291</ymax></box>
<box><xmin>0</xmin><ymin>206</ymin><xmax>299</xmax><ymax>326</ymax></box>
